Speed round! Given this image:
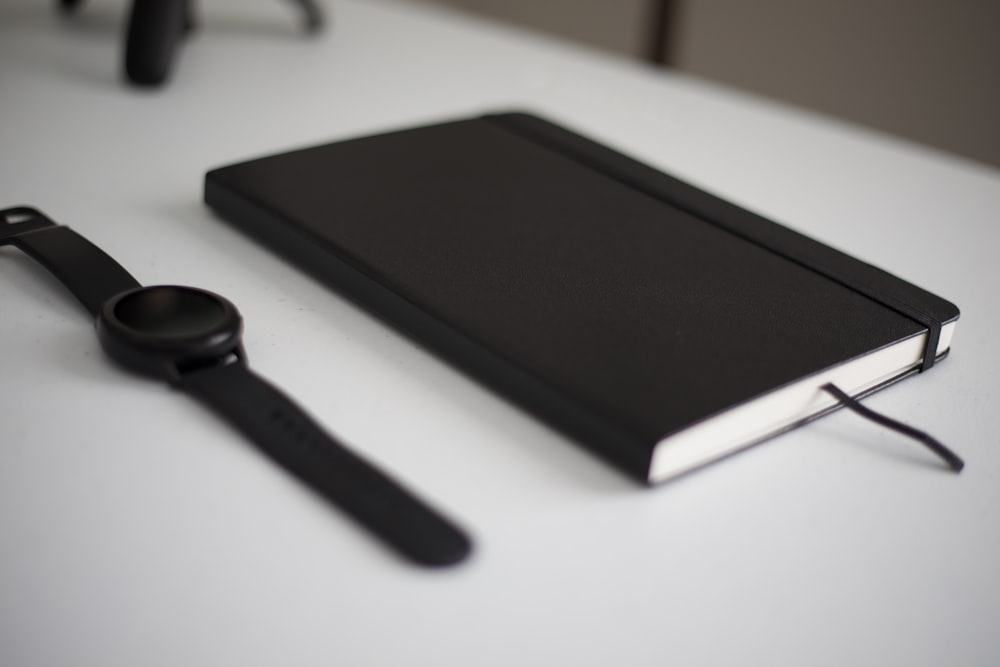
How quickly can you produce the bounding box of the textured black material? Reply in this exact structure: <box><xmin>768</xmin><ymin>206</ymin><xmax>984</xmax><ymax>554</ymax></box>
<box><xmin>203</xmin><ymin>112</ymin><xmax>960</xmax><ymax>482</ymax></box>
<box><xmin>1</xmin><ymin>206</ymin><xmax>141</xmax><ymax>316</ymax></box>
<box><xmin>181</xmin><ymin>362</ymin><xmax>472</xmax><ymax>566</ymax></box>
<box><xmin>487</xmin><ymin>113</ymin><xmax>953</xmax><ymax>372</ymax></box>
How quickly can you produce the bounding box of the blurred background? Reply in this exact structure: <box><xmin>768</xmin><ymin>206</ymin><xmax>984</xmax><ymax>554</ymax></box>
<box><xmin>399</xmin><ymin>0</ymin><xmax>1000</xmax><ymax>169</ymax></box>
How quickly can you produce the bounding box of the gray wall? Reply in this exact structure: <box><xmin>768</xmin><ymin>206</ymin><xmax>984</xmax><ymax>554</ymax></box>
<box><xmin>673</xmin><ymin>0</ymin><xmax>1000</xmax><ymax>168</ymax></box>
<box><xmin>402</xmin><ymin>0</ymin><xmax>1000</xmax><ymax>169</ymax></box>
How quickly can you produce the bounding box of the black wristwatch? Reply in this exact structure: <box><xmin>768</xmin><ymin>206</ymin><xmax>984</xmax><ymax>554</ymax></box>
<box><xmin>1</xmin><ymin>206</ymin><xmax>471</xmax><ymax>566</ymax></box>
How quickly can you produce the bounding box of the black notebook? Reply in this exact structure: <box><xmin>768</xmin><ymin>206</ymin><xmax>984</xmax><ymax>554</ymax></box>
<box><xmin>204</xmin><ymin>112</ymin><xmax>959</xmax><ymax>484</ymax></box>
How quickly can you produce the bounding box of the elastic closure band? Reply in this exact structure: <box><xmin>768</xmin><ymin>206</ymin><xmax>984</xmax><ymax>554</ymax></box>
<box><xmin>486</xmin><ymin>113</ymin><xmax>948</xmax><ymax>372</ymax></box>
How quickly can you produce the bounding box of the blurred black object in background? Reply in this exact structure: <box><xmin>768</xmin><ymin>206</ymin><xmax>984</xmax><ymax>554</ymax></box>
<box><xmin>58</xmin><ymin>0</ymin><xmax>323</xmax><ymax>87</ymax></box>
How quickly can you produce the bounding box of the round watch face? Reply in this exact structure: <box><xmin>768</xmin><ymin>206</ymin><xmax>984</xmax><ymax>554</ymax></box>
<box><xmin>97</xmin><ymin>285</ymin><xmax>244</xmax><ymax>383</ymax></box>
<box><xmin>114</xmin><ymin>286</ymin><xmax>229</xmax><ymax>338</ymax></box>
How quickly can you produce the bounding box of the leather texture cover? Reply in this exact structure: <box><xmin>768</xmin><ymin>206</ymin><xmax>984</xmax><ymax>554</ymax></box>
<box><xmin>203</xmin><ymin>112</ymin><xmax>959</xmax><ymax>482</ymax></box>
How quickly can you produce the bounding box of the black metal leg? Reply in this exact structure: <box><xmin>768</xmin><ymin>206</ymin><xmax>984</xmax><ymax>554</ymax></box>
<box><xmin>59</xmin><ymin>0</ymin><xmax>324</xmax><ymax>88</ymax></box>
<box><xmin>123</xmin><ymin>0</ymin><xmax>189</xmax><ymax>86</ymax></box>
<box><xmin>289</xmin><ymin>0</ymin><xmax>324</xmax><ymax>32</ymax></box>
<box><xmin>58</xmin><ymin>0</ymin><xmax>86</xmax><ymax>12</ymax></box>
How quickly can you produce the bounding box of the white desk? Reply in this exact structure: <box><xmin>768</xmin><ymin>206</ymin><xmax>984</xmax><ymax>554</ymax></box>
<box><xmin>3</xmin><ymin>1</ymin><xmax>999</xmax><ymax>665</ymax></box>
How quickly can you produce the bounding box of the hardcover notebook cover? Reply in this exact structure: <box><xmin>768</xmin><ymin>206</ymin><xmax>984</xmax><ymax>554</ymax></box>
<box><xmin>204</xmin><ymin>112</ymin><xmax>959</xmax><ymax>484</ymax></box>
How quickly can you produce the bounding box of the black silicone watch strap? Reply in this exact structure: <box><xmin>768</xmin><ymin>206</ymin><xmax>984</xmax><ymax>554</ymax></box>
<box><xmin>1</xmin><ymin>207</ymin><xmax>140</xmax><ymax>316</ymax></box>
<box><xmin>180</xmin><ymin>360</ymin><xmax>472</xmax><ymax>566</ymax></box>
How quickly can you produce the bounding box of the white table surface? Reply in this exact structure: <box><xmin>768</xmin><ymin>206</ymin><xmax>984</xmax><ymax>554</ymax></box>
<box><xmin>3</xmin><ymin>1</ymin><xmax>999</xmax><ymax>665</ymax></box>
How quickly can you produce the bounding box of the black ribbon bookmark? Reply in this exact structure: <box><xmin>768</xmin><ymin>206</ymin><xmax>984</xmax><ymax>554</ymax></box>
<box><xmin>820</xmin><ymin>383</ymin><xmax>964</xmax><ymax>473</ymax></box>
